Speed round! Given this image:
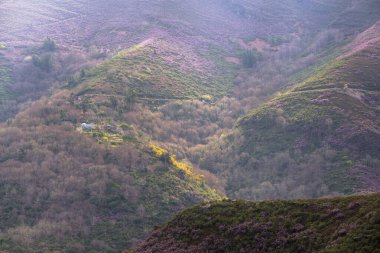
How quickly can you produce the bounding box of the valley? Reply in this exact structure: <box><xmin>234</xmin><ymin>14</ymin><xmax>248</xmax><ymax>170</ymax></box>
<box><xmin>0</xmin><ymin>0</ymin><xmax>379</xmax><ymax>252</ymax></box>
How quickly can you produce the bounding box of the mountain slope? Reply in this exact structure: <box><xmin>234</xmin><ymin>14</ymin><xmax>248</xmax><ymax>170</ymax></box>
<box><xmin>0</xmin><ymin>0</ymin><xmax>379</xmax><ymax>252</ymax></box>
<box><xmin>0</xmin><ymin>45</ymin><xmax>223</xmax><ymax>252</ymax></box>
<box><xmin>0</xmin><ymin>119</ymin><xmax>221</xmax><ymax>252</ymax></box>
<box><xmin>194</xmin><ymin>25</ymin><xmax>380</xmax><ymax>200</ymax></box>
<box><xmin>129</xmin><ymin>194</ymin><xmax>380</xmax><ymax>253</ymax></box>
<box><xmin>0</xmin><ymin>0</ymin><xmax>364</xmax><ymax>48</ymax></box>
<box><xmin>70</xmin><ymin>37</ymin><xmax>234</xmax><ymax>102</ymax></box>
<box><xmin>1</xmin><ymin>0</ymin><xmax>379</xmax><ymax>124</ymax></box>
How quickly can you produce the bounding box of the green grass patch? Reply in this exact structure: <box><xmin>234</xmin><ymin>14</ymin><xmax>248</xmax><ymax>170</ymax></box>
<box><xmin>73</xmin><ymin>43</ymin><xmax>235</xmax><ymax>102</ymax></box>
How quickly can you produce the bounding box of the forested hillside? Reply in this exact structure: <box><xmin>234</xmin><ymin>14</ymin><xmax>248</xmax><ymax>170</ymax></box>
<box><xmin>192</xmin><ymin>24</ymin><xmax>380</xmax><ymax>200</ymax></box>
<box><xmin>0</xmin><ymin>0</ymin><xmax>379</xmax><ymax>252</ymax></box>
<box><xmin>0</xmin><ymin>56</ymin><xmax>223</xmax><ymax>251</ymax></box>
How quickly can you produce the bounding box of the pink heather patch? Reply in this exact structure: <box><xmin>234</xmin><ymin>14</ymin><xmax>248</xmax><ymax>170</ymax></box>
<box><xmin>239</xmin><ymin>38</ymin><xmax>270</xmax><ymax>52</ymax></box>
<box><xmin>225</xmin><ymin>57</ymin><xmax>241</xmax><ymax>64</ymax></box>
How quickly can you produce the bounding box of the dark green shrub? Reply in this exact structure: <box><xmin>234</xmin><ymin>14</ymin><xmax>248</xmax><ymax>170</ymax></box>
<box><xmin>42</xmin><ymin>37</ymin><xmax>56</xmax><ymax>51</ymax></box>
<box><xmin>240</xmin><ymin>50</ymin><xmax>258</xmax><ymax>68</ymax></box>
<box><xmin>32</xmin><ymin>54</ymin><xmax>53</xmax><ymax>72</ymax></box>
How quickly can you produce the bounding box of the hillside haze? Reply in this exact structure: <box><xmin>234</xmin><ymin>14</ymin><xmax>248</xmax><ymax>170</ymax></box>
<box><xmin>0</xmin><ymin>0</ymin><xmax>379</xmax><ymax>252</ymax></box>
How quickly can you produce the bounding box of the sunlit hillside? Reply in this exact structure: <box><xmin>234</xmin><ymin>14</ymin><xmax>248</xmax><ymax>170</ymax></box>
<box><xmin>0</xmin><ymin>0</ymin><xmax>379</xmax><ymax>252</ymax></box>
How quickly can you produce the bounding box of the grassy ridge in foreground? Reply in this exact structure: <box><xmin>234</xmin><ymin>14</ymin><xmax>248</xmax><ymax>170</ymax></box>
<box><xmin>129</xmin><ymin>194</ymin><xmax>380</xmax><ymax>253</ymax></box>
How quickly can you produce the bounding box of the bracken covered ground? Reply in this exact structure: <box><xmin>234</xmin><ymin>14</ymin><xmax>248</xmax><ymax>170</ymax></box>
<box><xmin>129</xmin><ymin>194</ymin><xmax>380</xmax><ymax>253</ymax></box>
